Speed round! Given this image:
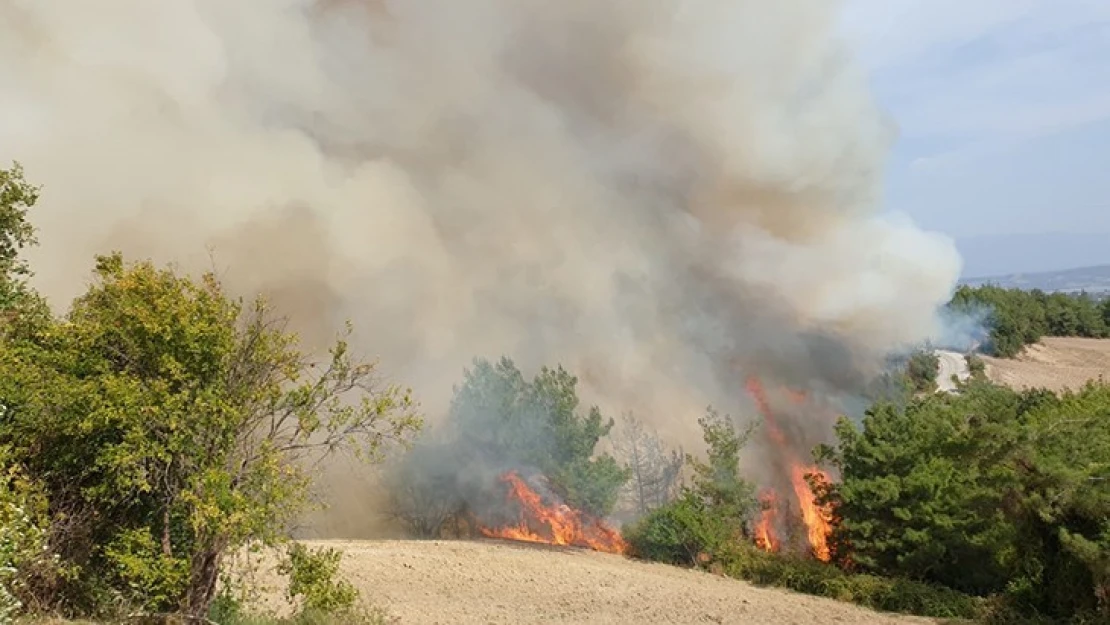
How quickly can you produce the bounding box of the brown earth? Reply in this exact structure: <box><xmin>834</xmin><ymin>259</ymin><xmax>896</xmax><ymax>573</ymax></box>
<box><xmin>241</xmin><ymin>539</ymin><xmax>936</xmax><ymax>625</ymax></box>
<box><xmin>982</xmin><ymin>337</ymin><xmax>1110</xmax><ymax>392</ymax></box>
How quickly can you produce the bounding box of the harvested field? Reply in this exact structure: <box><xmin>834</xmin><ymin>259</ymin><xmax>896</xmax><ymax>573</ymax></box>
<box><xmin>983</xmin><ymin>337</ymin><xmax>1110</xmax><ymax>392</ymax></box>
<box><xmin>243</xmin><ymin>539</ymin><xmax>935</xmax><ymax>625</ymax></box>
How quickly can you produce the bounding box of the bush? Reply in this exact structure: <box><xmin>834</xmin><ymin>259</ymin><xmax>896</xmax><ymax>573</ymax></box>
<box><xmin>209</xmin><ymin>543</ymin><xmax>394</xmax><ymax>625</ymax></box>
<box><xmin>905</xmin><ymin>349</ymin><xmax>940</xmax><ymax>393</ymax></box>
<box><xmin>278</xmin><ymin>544</ymin><xmax>358</xmax><ymax>615</ymax></box>
<box><xmin>0</xmin><ymin>459</ymin><xmax>55</xmax><ymax>622</ymax></box>
<box><xmin>623</xmin><ymin>492</ymin><xmax>733</xmax><ymax>566</ymax></box>
<box><xmin>717</xmin><ymin>543</ymin><xmax>983</xmax><ymax>620</ymax></box>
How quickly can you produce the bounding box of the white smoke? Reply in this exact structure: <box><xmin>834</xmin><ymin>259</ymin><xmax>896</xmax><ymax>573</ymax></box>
<box><xmin>1</xmin><ymin>0</ymin><xmax>961</xmax><ymax>464</ymax></box>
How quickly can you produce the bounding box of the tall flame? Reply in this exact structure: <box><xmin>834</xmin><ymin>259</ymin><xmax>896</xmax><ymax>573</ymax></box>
<box><xmin>745</xmin><ymin>377</ymin><xmax>833</xmax><ymax>562</ymax></box>
<box><xmin>476</xmin><ymin>471</ymin><xmax>628</xmax><ymax>555</ymax></box>
<box><xmin>753</xmin><ymin>490</ymin><xmax>780</xmax><ymax>553</ymax></box>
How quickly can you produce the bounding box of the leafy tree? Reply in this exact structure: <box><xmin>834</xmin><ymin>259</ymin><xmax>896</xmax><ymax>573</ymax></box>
<box><xmin>685</xmin><ymin>408</ymin><xmax>756</xmax><ymax>525</ymax></box>
<box><xmin>0</xmin><ymin>253</ymin><xmax>421</xmax><ymax>617</ymax></box>
<box><xmin>0</xmin><ymin>163</ymin><xmax>49</xmax><ymax>338</ymax></box>
<box><xmin>611</xmin><ymin>413</ymin><xmax>683</xmax><ymax>517</ymax></box>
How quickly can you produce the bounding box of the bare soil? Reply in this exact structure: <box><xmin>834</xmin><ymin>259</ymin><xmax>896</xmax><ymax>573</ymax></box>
<box><xmin>243</xmin><ymin>539</ymin><xmax>935</xmax><ymax>625</ymax></box>
<box><xmin>983</xmin><ymin>337</ymin><xmax>1110</xmax><ymax>392</ymax></box>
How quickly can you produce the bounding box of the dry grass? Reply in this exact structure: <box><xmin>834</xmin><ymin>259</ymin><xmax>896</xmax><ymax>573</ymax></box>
<box><xmin>233</xmin><ymin>539</ymin><xmax>938</xmax><ymax>625</ymax></box>
<box><xmin>983</xmin><ymin>337</ymin><xmax>1110</xmax><ymax>392</ymax></box>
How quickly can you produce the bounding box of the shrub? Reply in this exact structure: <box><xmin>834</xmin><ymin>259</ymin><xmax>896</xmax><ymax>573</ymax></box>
<box><xmin>0</xmin><ymin>460</ymin><xmax>55</xmax><ymax>622</ymax></box>
<box><xmin>905</xmin><ymin>349</ymin><xmax>940</xmax><ymax>393</ymax></box>
<box><xmin>278</xmin><ymin>544</ymin><xmax>358</xmax><ymax>615</ymax></box>
<box><xmin>623</xmin><ymin>492</ymin><xmax>733</xmax><ymax>566</ymax></box>
<box><xmin>716</xmin><ymin>543</ymin><xmax>983</xmax><ymax>620</ymax></box>
<box><xmin>209</xmin><ymin>543</ymin><xmax>394</xmax><ymax>625</ymax></box>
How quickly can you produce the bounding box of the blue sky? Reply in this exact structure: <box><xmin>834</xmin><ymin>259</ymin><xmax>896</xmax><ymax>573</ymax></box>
<box><xmin>840</xmin><ymin>0</ymin><xmax>1110</xmax><ymax>245</ymax></box>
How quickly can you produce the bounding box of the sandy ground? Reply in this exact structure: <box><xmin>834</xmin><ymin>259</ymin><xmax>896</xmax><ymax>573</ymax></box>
<box><xmin>983</xmin><ymin>337</ymin><xmax>1110</xmax><ymax>392</ymax></box>
<box><xmin>241</xmin><ymin>539</ymin><xmax>936</xmax><ymax>625</ymax></box>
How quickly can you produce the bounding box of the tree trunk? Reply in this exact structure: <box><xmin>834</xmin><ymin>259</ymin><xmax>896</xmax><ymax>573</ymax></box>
<box><xmin>182</xmin><ymin>543</ymin><xmax>225</xmax><ymax>618</ymax></box>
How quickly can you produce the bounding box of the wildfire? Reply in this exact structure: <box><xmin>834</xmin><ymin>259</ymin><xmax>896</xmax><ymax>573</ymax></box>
<box><xmin>745</xmin><ymin>377</ymin><xmax>834</xmax><ymax>562</ymax></box>
<box><xmin>476</xmin><ymin>471</ymin><xmax>628</xmax><ymax>555</ymax></box>
<box><xmin>753</xmin><ymin>490</ymin><xmax>779</xmax><ymax>553</ymax></box>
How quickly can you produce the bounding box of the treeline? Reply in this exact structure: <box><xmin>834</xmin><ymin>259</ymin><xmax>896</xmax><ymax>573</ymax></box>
<box><xmin>950</xmin><ymin>284</ymin><xmax>1110</xmax><ymax>357</ymax></box>
<box><xmin>622</xmin><ymin>379</ymin><xmax>1110</xmax><ymax>623</ymax></box>
<box><xmin>0</xmin><ymin>165</ymin><xmax>418</xmax><ymax>623</ymax></box>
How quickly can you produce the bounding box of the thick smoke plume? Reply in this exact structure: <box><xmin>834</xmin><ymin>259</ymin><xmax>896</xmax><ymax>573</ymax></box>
<box><xmin>1</xmin><ymin>0</ymin><xmax>962</xmax><ymax>530</ymax></box>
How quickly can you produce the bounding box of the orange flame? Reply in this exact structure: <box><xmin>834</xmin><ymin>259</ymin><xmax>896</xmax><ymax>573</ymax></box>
<box><xmin>746</xmin><ymin>376</ymin><xmax>833</xmax><ymax>562</ymax></box>
<box><xmin>477</xmin><ymin>471</ymin><xmax>628</xmax><ymax>554</ymax></box>
<box><xmin>789</xmin><ymin>464</ymin><xmax>832</xmax><ymax>562</ymax></box>
<box><xmin>753</xmin><ymin>490</ymin><xmax>779</xmax><ymax>553</ymax></box>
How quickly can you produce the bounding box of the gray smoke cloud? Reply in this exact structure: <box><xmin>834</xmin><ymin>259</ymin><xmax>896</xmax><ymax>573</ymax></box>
<box><xmin>1</xmin><ymin>0</ymin><xmax>963</xmax><ymax>528</ymax></box>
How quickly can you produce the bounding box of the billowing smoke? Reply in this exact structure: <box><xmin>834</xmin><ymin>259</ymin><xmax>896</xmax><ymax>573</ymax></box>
<box><xmin>0</xmin><ymin>0</ymin><xmax>963</xmax><ymax>532</ymax></box>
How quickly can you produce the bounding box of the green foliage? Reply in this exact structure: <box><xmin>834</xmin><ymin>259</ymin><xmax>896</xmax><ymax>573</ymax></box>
<box><xmin>0</xmin><ymin>252</ymin><xmax>421</xmax><ymax>617</ymax></box>
<box><xmin>949</xmin><ymin>285</ymin><xmax>1109</xmax><ymax>357</ymax></box>
<box><xmin>207</xmin><ymin>544</ymin><xmax>392</xmax><ymax>625</ymax></box>
<box><xmin>0</xmin><ymin>163</ymin><xmax>38</xmax><ymax>309</ymax></box>
<box><xmin>823</xmin><ymin>380</ymin><xmax>1110</xmax><ymax>620</ymax></box>
<box><xmin>0</xmin><ymin>459</ymin><xmax>55</xmax><ymax>622</ymax></box>
<box><xmin>821</xmin><ymin>383</ymin><xmax>1024</xmax><ymax>594</ymax></box>
<box><xmin>448</xmin><ymin>357</ymin><xmax>628</xmax><ymax>517</ymax></box>
<box><xmin>966</xmin><ymin>353</ymin><xmax>987</xmax><ymax>381</ymax></box>
<box><xmin>0</xmin><ymin>164</ymin><xmax>50</xmax><ymax>341</ymax></box>
<box><xmin>685</xmin><ymin>408</ymin><xmax>756</xmax><ymax>525</ymax></box>
<box><xmin>624</xmin><ymin>408</ymin><xmax>755</xmax><ymax>567</ymax></box>
<box><xmin>715</xmin><ymin>543</ymin><xmax>984</xmax><ymax>620</ymax></box>
<box><xmin>277</xmin><ymin>544</ymin><xmax>357</xmax><ymax>615</ymax></box>
<box><xmin>623</xmin><ymin>490</ymin><xmax>733</xmax><ymax>566</ymax></box>
<box><xmin>905</xmin><ymin>349</ymin><xmax>940</xmax><ymax>393</ymax></box>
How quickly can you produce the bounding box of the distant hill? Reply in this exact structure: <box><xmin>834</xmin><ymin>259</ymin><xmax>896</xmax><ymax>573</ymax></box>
<box><xmin>960</xmin><ymin>264</ymin><xmax>1110</xmax><ymax>294</ymax></box>
<box><xmin>956</xmin><ymin>232</ymin><xmax>1110</xmax><ymax>277</ymax></box>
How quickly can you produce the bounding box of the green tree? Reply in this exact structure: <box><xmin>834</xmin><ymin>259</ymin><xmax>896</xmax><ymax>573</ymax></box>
<box><xmin>822</xmin><ymin>380</ymin><xmax>1110</xmax><ymax>619</ymax></box>
<box><xmin>1004</xmin><ymin>383</ymin><xmax>1110</xmax><ymax>617</ymax></box>
<box><xmin>905</xmin><ymin>349</ymin><xmax>940</xmax><ymax>394</ymax></box>
<box><xmin>0</xmin><ymin>253</ymin><xmax>421</xmax><ymax>617</ymax></box>
<box><xmin>447</xmin><ymin>357</ymin><xmax>628</xmax><ymax>517</ymax></box>
<box><xmin>624</xmin><ymin>408</ymin><xmax>756</xmax><ymax>565</ymax></box>
<box><xmin>0</xmin><ymin>163</ymin><xmax>49</xmax><ymax>337</ymax></box>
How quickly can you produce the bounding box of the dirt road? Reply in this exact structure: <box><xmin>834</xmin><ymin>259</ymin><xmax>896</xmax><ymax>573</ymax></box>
<box><xmin>247</xmin><ymin>539</ymin><xmax>934</xmax><ymax>625</ymax></box>
<box><xmin>934</xmin><ymin>350</ymin><xmax>969</xmax><ymax>392</ymax></box>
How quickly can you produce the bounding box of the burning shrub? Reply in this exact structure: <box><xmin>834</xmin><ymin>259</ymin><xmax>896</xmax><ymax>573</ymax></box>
<box><xmin>384</xmin><ymin>357</ymin><xmax>629</xmax><ymax>543</ymax></box>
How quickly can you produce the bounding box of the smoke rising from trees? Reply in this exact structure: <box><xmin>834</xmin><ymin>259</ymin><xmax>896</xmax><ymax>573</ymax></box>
<box><xmin>0</xmin><ymin>0</ymin><xmax>963</xmax><ymax>516</ymax></box>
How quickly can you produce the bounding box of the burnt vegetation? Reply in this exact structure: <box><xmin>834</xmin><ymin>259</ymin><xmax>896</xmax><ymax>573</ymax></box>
<box><xmin>2</xmin><ymin>164</ymin><xmax>1108</xmax><ymax>625</ymax></box>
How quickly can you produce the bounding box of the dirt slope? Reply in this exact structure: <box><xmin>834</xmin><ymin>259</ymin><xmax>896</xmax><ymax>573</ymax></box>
<box><xmin>247</xmin><ymin>539</ymin><xmax>934</xmax><ymax>625</ymax></box>
<box><xmin>983</xmin><ymin>337</ymin><xmax>1110</xmax><ymax>392</ymax></box>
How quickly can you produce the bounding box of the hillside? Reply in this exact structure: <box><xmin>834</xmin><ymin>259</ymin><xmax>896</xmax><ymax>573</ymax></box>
<box><xmin>960</xmin><ymin>263</ymin><xmax>1110</xmax><ymax>294</ymax></box>
<box><xmin>983</xmin><ymin>337</ymin><xmax>1110</xmax><ymax>391</ymax></box>
<box><xmin>244</xmin><ymin>540</ymin><xmax>934</xmax><ymax>625</ymax></box>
